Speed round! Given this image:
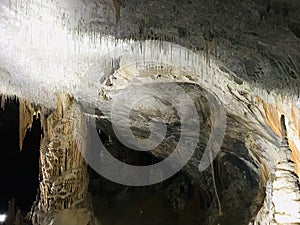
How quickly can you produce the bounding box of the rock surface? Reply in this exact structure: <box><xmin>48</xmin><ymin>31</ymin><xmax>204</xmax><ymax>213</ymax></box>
<box><xmin>32</xmin><ymin>95</ymin><xmax>99</xmax><ymax>225</ymax></box>
<box><xmin>0</xmin><ymin>0</ymin><xmax>299</xmax><ymax>224</ymax></box>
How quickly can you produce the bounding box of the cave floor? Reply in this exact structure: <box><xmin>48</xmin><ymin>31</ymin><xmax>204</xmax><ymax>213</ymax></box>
<box><xmin>92</xmin><ymin>181</ymin><xmax>205</xmax><ymax>225</ymax></box>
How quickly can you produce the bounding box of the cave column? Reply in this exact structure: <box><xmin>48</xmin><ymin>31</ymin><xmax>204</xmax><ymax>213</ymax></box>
<box><xmin>32</xmin><ymin>95</ymin><xmax>95</xmax><ymax>225</ymax></box>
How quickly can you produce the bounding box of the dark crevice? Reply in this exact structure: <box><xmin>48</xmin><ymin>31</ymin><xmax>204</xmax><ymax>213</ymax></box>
<box><xmin>0</xmin><ymin>97</ymin><xmax>42</xmax><ymax>216</ymax></box>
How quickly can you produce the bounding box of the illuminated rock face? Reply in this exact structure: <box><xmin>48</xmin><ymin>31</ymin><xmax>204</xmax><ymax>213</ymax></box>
<box><xmin>253</xmin><ymin>117</ymin><xmax>300</xmax><ymax>225</ymax></box>
<box><xmin>273</xmin><ymin>160</ymin><xmax>300</xmax><ymax>224</ymax></box>
<box><xmin>0</xmin><ymin>0</ymin><xmax>299</xmax><ymax>224</ymax></box>
<box><xmin>260</xmin><ymin>98</ymin><xmax>300</xmax><ymax>176</ymax></box>
<box><xmin>31</xmin><ymin>95</ymin><xmax>98</xmax><ymax>225</ymax></box>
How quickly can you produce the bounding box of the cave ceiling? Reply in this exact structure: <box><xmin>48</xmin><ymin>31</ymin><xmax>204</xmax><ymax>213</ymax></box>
<box><xmin>0</xmin><ymin>0</ymin><xmax>299</xmax><ymax>177</ymax></box>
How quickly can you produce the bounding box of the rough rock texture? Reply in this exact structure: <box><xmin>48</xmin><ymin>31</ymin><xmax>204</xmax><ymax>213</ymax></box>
<box><xmin>260</xmin><ymin>97</ymin><xmax>300</xmax><ymax>176</ymax></box>
<box><xmin>32</xmin><ymin>95</ymin><xmax>99</xmax><ymax>225</ymax></box>
<box><xmin>0</xmin><ymin>0</ymin><xmax>300</xmax><ymax>224</ymax></box>
<box><xmin>19</xmin><ymin>99</ymin><xmax>36</xmax><ymax>151</ymax></box>
<box><xmin>272</xmin><ymin>121</ymin><xmax>300</xmax><ymax>224</ymax></box>
<box><xmin>253</xmin><ymin>116</ymin><xmax>300</xmax><ymax>225</ymax></box>
<box><xmin>95</xmin><ymin>82</ymin><xmax>276</xmax><ymax>224</ymax></box>
<box><xmin>273</xmin><ymin>160</ymin><xmax>300</xmax><ymax>224</ymax></box>
<box><xmin>0</xmin><ymin>0</ymin><xmax>299</xmax><ymax>170</ymax></box>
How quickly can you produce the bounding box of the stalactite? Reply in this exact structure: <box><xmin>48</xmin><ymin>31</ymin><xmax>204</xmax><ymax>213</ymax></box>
<box><xmin>210</xmin><ymin>153</ymin><xmax>222</xmax><ymax>217</ymax></box>
<box><xmin>112</xmin><ymin>0</ymin><xmax>122</xmax><ymax>24</ymax></box>
<box><xmin>19</xmin><ymin>99</ymin><xmax>35</xmax><ymax>151</ymax></box>
<box><xmin>0</xmin><ymin>95</ymin><xmax>6</xmax><ymax>109</ymax></box>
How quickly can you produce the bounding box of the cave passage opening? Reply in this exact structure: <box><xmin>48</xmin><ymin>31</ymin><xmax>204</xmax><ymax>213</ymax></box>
<box><xmin>0</xmin><ymin>96</ymin><xmax>42</xmax><ymax>216</ymax></box>
<box><xmin>87</xmin><ymin>137</ymin><xmax>208</xmax><ymax>225</ymax></box>
<box><xmin>83</xmin><ymin>82</ymin><xmax>267</xmax><ymax>225</ymax></box>
<box><xmin>88</xmin><ymin>109</ymin><xmax>209</xmax><ymax>225</ymax></box>
<box><xmin>87</xmin><ymin>129</ymin><xmax>265</xmax><ymax>225</ymax></box>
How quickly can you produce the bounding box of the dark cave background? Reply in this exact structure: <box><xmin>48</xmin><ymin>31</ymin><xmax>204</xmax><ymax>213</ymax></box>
<box><xmin>0</xmin><ymin>98</ymin><xmax>42</xmax><ymax>214</ymax></box>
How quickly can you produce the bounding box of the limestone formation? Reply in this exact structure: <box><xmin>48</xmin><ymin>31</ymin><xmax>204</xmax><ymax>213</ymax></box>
<box><xmin>0</xmin><ymin>0</ymin><xmax>299</xmax><ymax>224</ymax></box>
<box><xmin>31</xmin><ymin>95</ymin><xmax>98</xmax><ymax>225</ymax></box>
<box><xmin>253</xmin><ymin>116</ymin><xmax>300</xmax><ymax>225</ymax></box>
